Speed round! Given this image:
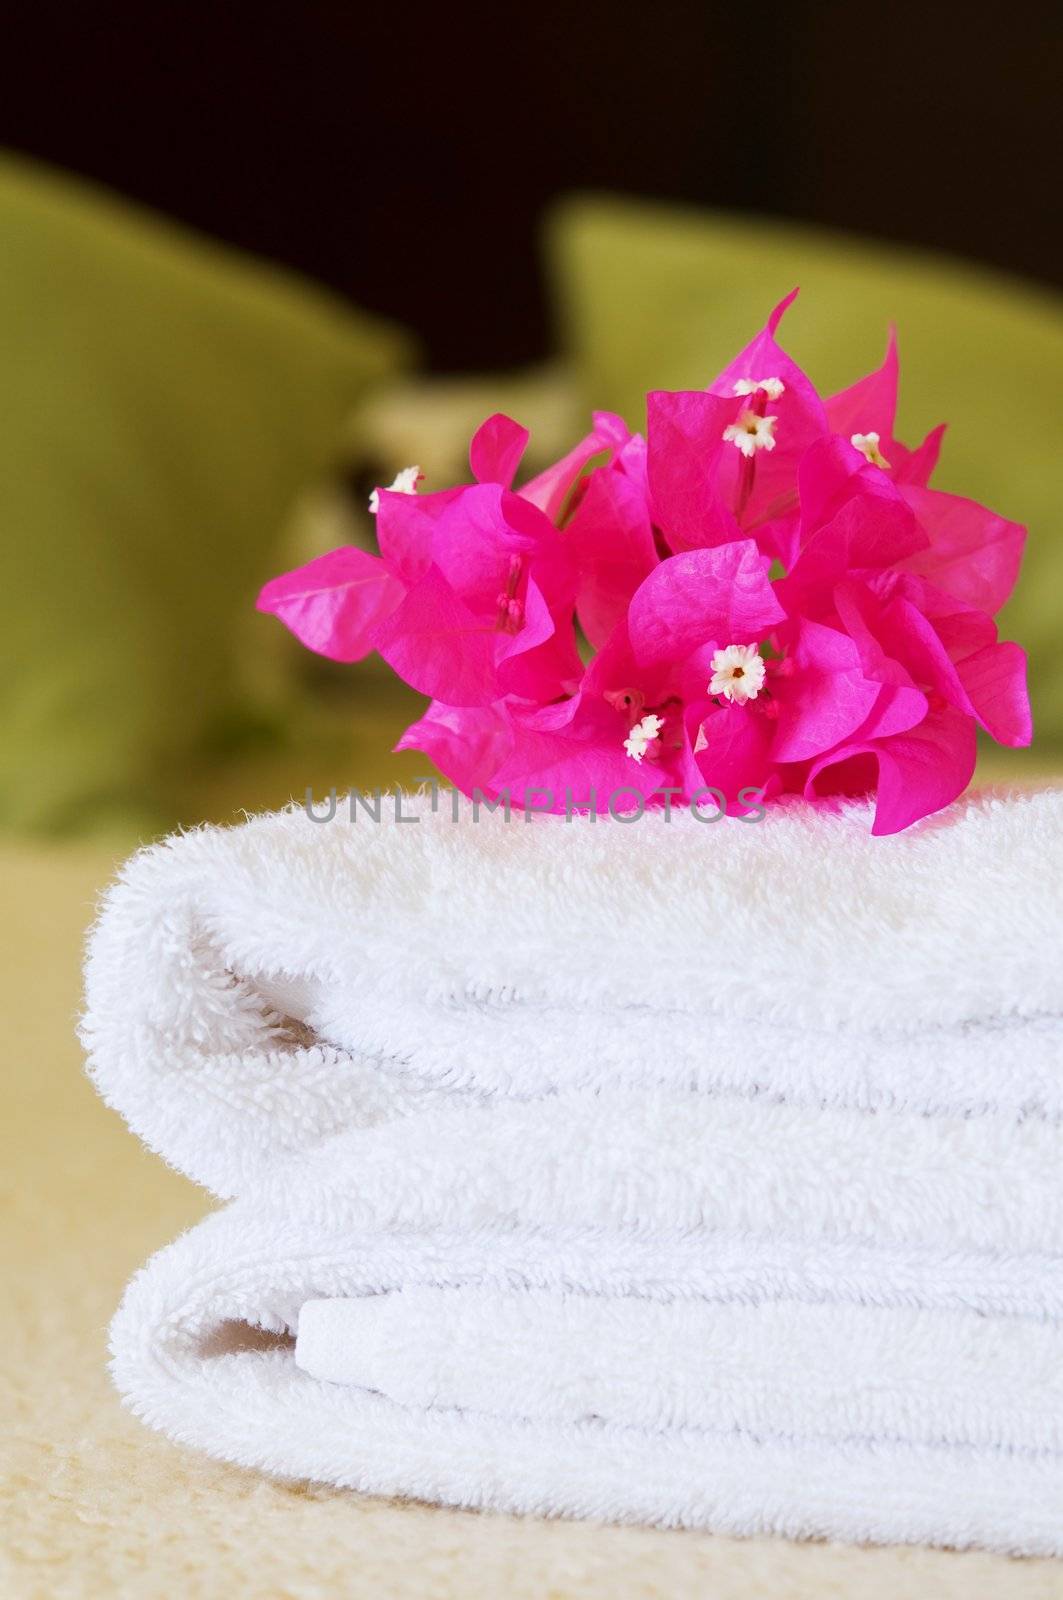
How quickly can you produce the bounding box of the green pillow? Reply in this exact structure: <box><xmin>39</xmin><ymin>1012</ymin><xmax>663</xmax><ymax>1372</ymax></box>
<box><xmin>546</xmin><ymin>195</ymin><xmax>1063</xmax><ymax>751</ymax></box>
<box><xmin>0</xmin><ymin>151</ymin><xmax>411</xmax><ymax>835</ymax></box>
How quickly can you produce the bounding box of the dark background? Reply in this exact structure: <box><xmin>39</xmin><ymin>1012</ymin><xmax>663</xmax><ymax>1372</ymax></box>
<box><xmin>2</xmin><ymin>1</ymin><xmax>1060</xmax><ymax>371</ymax></box>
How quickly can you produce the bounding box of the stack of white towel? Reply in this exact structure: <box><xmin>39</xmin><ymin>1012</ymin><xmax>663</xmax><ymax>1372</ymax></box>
<box><xmin>82</xmin><ymin>788</ymin><xmax>1063</xmax><ymax>1554</ymax></box>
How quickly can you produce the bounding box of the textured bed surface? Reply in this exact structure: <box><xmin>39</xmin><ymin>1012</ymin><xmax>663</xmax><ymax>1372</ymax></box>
<box><xmin>5</xmin><ymin>834</ymin><xmax>1063</xmax><ymax>1599</ymax></box>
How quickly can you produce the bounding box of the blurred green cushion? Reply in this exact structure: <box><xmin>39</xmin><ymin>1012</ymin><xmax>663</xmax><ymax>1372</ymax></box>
<box><xmin>546</xmin><ymin>195</ymin><xmax>1063</xmax><ymax>749</ymax></box>
<box><xmin>0</xmin><ymin>151</ymin><xmax>411</xmax><ymax>835</ymax></box>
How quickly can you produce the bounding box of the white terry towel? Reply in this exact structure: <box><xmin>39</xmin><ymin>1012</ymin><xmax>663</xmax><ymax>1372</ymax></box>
<box><xmin>110</xmin><ymin>1090</ymin><xmax>1063</xmax><ymax>1554</ymax></box>
<box><xmin>88</xmin><ymin>787</ymin><xmax>1063</xmax><ymax>1552</ymax></box>
<box><xmin>83</xmin><ymin>787</ymin><xmax>1063</xmax><ymax>1197</ymax></box>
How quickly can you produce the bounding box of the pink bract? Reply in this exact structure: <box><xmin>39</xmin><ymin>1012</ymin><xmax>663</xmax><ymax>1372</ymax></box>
<box><xmin>258</xmin><ymin>295</ymin><xmax>1032</xmax><ymax>834</ymax></box>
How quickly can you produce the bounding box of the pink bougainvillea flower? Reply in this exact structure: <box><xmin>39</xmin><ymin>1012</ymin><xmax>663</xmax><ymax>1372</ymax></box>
<box><xmin>258</xmin><ymin>410</ymin><xmax>622</xmax><ymax>706</ymax></box>
<box><xmin>824</xmin><ymin>329</ymin><xmax>946</xmax><ymax>488</ymax></box>
<box><xmin>645</xmin><ymin>306</ymin><xmax>955</xmax><ymax>579</ymax></box>
<box><xmin>780</xmin><ymin>567</ymin><xmax>1030</xmax><ymax>834</ymax></box>
<box><xmin>775</xmin><ymin>437</ymin><xmax>930</xmax><ymax>616</ymax></box>
<box><xmin>858</xmin><ymin>571</ymin><xmax>1031</xmax><ymax>748</ymax></box>
<box><xmin>484</xmin><ymin>541</ymin><xmax>786</xmax><ymax>813</ymax></box>
<box><xmin>707</xmin><ymin>289</ymin><xmax>832</xmax><ymax>531</ymax></box>
<box><xmin>688</xmin><ymin>597</ymin><xmax>925</xmax><ymax>819</ymax></box>
<box><xmin>646</xmin><ymin>291</ymin><xmax>830</xmax><ymax>563</ymax></box>
<box><xmin>258</xmin><ymin>299</ymin><xmax>1034</xmax><ymax>834</ymax></box>
<box><xmin>370</xmin><ymin>481</ymin><xmax>583</xmax><ymax>706</ymax></box>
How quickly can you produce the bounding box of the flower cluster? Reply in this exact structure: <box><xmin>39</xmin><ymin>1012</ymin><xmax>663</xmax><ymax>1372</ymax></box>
<box><xmin>258</xmin><ymin>293</ymin><xmax>1031</xmax><ymax>834</ymax></box>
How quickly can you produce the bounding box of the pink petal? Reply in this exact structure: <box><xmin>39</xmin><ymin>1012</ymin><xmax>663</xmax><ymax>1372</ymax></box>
<box><xmin>806</xmin><ymin>705</ymin><xmax>977</xmax><ymax>835</ymax></box>
<box><xmin>496</xmin><ymin>575</ymin><xmax>583</xmax><ymax>703</ymax></box>
<box><xmin>707</xmin><ymin>291</ymin><xmax>830</xmax><ymax>532</ymax></box>
<box><xmin>566</xmin><ymin>467</ymin><xmax>658</xmax><ymax>649</ymax></box>
<box><xmin>592</xmin><ymin>410</ymin><xmax>634</xmax><ymax>446</ymax></box>
<box><xmin>689</xmin><ymin>701</ymin><xmax>777</xmax><ymax>814</ymax></box>
<box><xmin>867</xmin><ymin>706</ymin><xmax>978</xmax><ymax>835</ymax></box>
<box><xmin>770</xmin><ymin>621</ymin><xmax>882</xmax><ymax>763</ymax></box>
<box><xmin>577</xmin><ymin>618</ymin><xmax>675</xmax><ymax>719</ymax></box>
<box><xmin>900</xmin><ymin>485</ymin><xmax>1026</xmax><ymax>615</ymax></box>
<box><xmin>374</xmin><ymin>486</ymin><xmax>461</xmax><ymax>584</ymax></box>
<box><xmin>892</xmin><ymin>423</ymin><xmax>946</xmax><ymax>487</ymax></box>
<box><xmin>428</xmin><ymin>485</ymin><xmax>564</xmax><ymax>616</ymax></box>
<box><xmin>768</xmin><ymin>288</ymin><xmax>800</xmax><ymax>334</ymax></box>
<box><xmin>490</xmin><ymin>723</ymin><xmax>666</xmax><ymax>814</ymax></box>
<box><xmin>628</xmin><ymin>541</ymin><xmax>785</xmax><ymax>670</ymax></box>
<box><xmin>709</xmin><ymin>289</ymin><xmax>803</xmax><ymax>392</ymax></box>
<box><xmin>824</xmin><ymin>328</ymin><xmax>899</xmax><ymax>443</ymax></box>
<box><xmin>823</xmin><ymin>585</ymin><xmax>932</xmax><ymax>740</ymax></box>
<box><xmin>469</xmin><ymin>413</ymin><xmax>529</xmax><ymax>489</ymax></box>
<box><xmin>870</xmin><ymin>588</ymin><xmax>1030</xmax><ymax>746</ymax></box>
<box><xmin>851</xmin><ymin>681</ymin><xmax>929</xmax><ymax>742</ymax></box>
<box><xmin>889</xmin><ymin>574</ymin><xmax>998</xmax><ymax>657</ymax></box>
<box><xmin>710</xmin><ymin>291</ymin><xmax>816</xmax><ymax>412</ymax></box>
<box><xmin>779</xmin><ymin>476</ymin><xmax>927</xmax><ymax>615</ymax></box>
<box><xmin>953</xmin><ymin>640</ymin><xmax>1032</xmax><ymax>748</ymax></box>
<box><xmin>256</xmin><ymin>547</ymin><xmax>404</xmax><ymax>662</ymax></box>
<box><xmin>519</xmin><ymin>412</ymin><xmax>627</xmax><ymax>522</ymax></box>
<box><xmin>794</xmin><ymin>435</ymin><xmax>928</xmax><ymax>556</ymax></box>
<box><xmin>646</xmin><ymin>390</ymin><xmax>744</xmax><ymax>552</ymax></box>
<box><xmin>611</xmin><ymin>423</ymin><xmax>650</xmax><ymax>499</ymax></box>
<box><xmin>372</xmin><ymin>564</ymin><xmax>499</xmax><ymax>707</ymax></box>
<box><xmin>427</xmin><ymin>484</ymin><xmax>515</xmax><ymax>610</ymax></box>
<box><xmin>795</xmin><ymin>435</ymin><xmax>868</xmax><ymax>532</ymax></box>
<box><xmin>822</xmin><ymin>332</ymin><xmax>943</xmax><ymax>488</ymax></box>
<box><xmin>395</xmin><ymin>700</ymin><xmax>514</xmax><ymax>798</ymax></box>
<box><xmin>832</xmin><ymin>579</ymin><xmax>923</xmax><ymax>692</ymax></box>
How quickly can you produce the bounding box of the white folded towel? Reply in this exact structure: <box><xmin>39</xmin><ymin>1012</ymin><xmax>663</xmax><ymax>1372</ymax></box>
<box><xmin>83</xmin><ymin>787</ymin><xmax>1063</xmax><ymax>1197</ymax></box>
<box><xmin>85</xmin><ymin>788</ymin><xmax>1063</xmax><ymax>1553</ymax></box>
<box><xmin>110</xmin><ymin>1090</ymin><xmax>1063</xmax><ymax>1554</ymax></box>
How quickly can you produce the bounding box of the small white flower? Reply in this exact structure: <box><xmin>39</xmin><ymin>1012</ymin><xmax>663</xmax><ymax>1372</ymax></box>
<box><xmin>723</xmin><ymin>410</ymin><xmax>778</xmax><ymax>458</ymax></box>
<box><xmin>709</xmin><ymin>643</ymin><xmax>766</xmax><ymax>705</ymax></box>
<box><xmin>623</xmin><ymin>713</ymin><xmax>665</xmax><ymax>763</ymax></box>
<box><xmin>733</xmin><ymin>376</ymin><xmax>786</xmax><ymax>401</ymax></box>
<box><xmin>369</xmin><ymin>464</ymin><xmax>422</xmax><ymax>513</ymax></box>
<box><xmin>850</xmin><ymin>431</ymin><xmax>891</xmax><ymax>470</ymax></box>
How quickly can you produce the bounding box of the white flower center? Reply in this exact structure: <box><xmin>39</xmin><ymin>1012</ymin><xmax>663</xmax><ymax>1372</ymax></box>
<box><xmin>723</xmin><ymin>410</ymin><xmax>778</xmax><ymax>458</ymax></box>
<box><xmin>369</xmin><ymin>464</ymin><xmax>423</xmax><ymax>513</ymax></box>
<box><xmin>623</xmin><ymin>713</ymin><xmax>665</xmax><ymax>763</ymax></box>
<box><xmin>733</xmin><ymin>376</ymin><xmax>785</xmax><ymax>401</ymax></box>
<box><xmin>709</xmin><ymin>644</ymin><xmax>766</xmax><ymax>705</ymax></box>
<box><xmin>850</xmin><ymin>432</ymin><xmax>891</xmax><ymax>470</ymax></box>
